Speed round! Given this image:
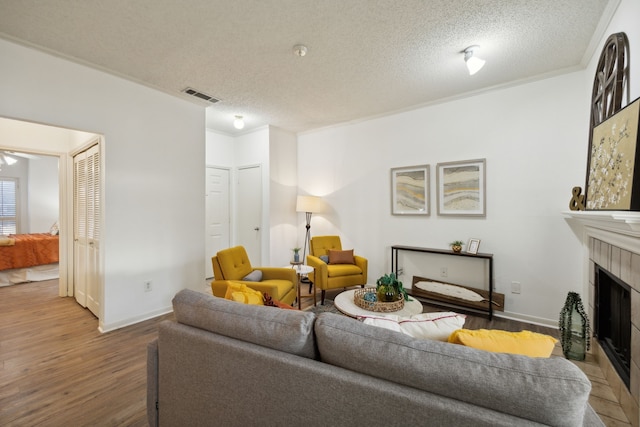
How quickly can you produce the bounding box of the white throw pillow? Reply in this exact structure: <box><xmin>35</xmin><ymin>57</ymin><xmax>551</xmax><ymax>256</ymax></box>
<box><xmin>359</xmin><ymin>311</ymin><xmax>466</xmax><ymax>341</ymax></box>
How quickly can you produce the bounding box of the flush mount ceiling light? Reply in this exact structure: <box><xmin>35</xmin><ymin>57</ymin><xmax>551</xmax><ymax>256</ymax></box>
<box><xmin>293</xmin><ymin>44</ymin><xmax>308</xmax><ymax>57</ymax></box>
<box><xmin>233</xmin><ymin>115</ymin><xmax>245</xmax><ymax>130</ymax></box>
<box><xmin>0</xmin><ymin>153</ymin><xmax>17</xmax><ymax>166</ymax></box>
<box><xmin>463</xmin><ymin>45</ymin><xmax>486</xmax><ymax>75</ymax></box>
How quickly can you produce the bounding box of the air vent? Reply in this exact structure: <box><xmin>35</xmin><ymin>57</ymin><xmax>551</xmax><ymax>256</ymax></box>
<box><xmin>182</xmin><ymin>87</ymin><xmax>220</xmax><ymax>104</ymax></box>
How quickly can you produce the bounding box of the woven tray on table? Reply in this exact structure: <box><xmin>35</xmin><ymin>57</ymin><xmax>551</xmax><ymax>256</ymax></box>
<box><xmin>353</xmin><ymin>288</ymin><xmax>404</xmax><ymax>312</ymax></box>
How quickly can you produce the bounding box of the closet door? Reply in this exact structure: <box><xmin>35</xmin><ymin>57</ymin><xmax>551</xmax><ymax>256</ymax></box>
<box><xmin>73</xmin><ymin>143</ymin><xmax>101</xmax><ymax>317</ymax></box>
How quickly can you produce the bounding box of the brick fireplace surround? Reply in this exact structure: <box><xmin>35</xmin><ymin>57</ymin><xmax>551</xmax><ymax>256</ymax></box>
<box><xmin>568</xmin><ymin>211</ymin><xmax>640</xmax><ymax>426</ymax></box>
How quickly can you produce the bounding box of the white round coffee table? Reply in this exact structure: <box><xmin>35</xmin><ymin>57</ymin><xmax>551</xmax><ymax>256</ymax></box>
<box><xmin>334</xmin><ymin>288</ymin><xmax>423</xmax><ymax>318</ymax></box>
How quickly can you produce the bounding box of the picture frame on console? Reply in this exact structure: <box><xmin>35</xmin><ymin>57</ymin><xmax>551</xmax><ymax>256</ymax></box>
<box><xmin>585</xmin><ymin>97</ymin><xmax>640</xmax><ymax>210</ymax></box>
<box><xmin>436</xmin><ymin>158</ymin><xmax>486</xmax><ymax>217</ymax></box>
<box><xmin>391</xmin><ymin>164</ymin><xmax>430</xmax><ymax>215</ymax></box>
<box><xmin>467</xmin><ymin>238</ymin><xmax>481</xmax><ymax>255</ymax></box>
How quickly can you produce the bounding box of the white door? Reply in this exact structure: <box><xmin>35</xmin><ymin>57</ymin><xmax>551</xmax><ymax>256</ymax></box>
<box><xmin>237</xmin><ymin>165</ymin><xmax>262</xmax><ymax>264</ymax></box>
<box><xmin>73</xmin><ymin>143</ymin><xmax>101</xmax><ymax>317</ymax></box>
<box><xmin>205</xmin><ymin>167</ymin><xmax>230</xmax><ymax>278</ymax></box>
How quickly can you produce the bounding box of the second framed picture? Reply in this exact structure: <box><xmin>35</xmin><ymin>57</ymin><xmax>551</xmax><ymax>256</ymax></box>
<box><xmin>436</xmin><ymin>158</ymin><xmax>486</xmax><ymax>217</ymax></box>
<box><xmin>391</xmin><ymin>165</ymin><xmax>430</xmax><ymax>215</ymax></box>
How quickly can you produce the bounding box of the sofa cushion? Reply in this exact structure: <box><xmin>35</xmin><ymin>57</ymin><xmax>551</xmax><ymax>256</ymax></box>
<box><xmin>314</xmin><ymin>312</ymin><xmax>591</xmax><ymax>426</ymax></box>
<box><xmin>242</xmin><ymin>269</ymin><xmax>263</xmax><ymax>282</ymax></box>
<box><xmin>328</xmin><ymin>249</ymin><xmax>354</xmax><ymax>264</ymax></box>
<box><xmin>359</xmin><ymin>311</ymin><xmax>466</xmax><ymax>341</ymax></box>
<box><xmin>448</xmin><ymin>328</ymin><xmax>558</xmax><ymax>358</ymax></box>
<box><xmin>172</xmin><ymin>289</ymin><xmax>317</xmax><ymax>359</ymax></box>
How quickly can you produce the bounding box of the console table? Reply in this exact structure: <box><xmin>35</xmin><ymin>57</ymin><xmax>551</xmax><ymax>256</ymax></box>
<box><xmin>391</xmin><ymin>245</ymin><xmax>496</xmax><ymax>319</ymax></box>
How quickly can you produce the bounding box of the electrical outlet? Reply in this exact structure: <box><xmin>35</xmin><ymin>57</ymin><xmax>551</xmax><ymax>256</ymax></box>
<box><xmin>144</xmin><ymin>281</ymin><xmax>152</xmax><ymax>292</ymax></box>
<box><xmin>440</xmin><ymin>267</ymin><xmax>448</xmax><ymax>278</ymax></box>
<box><xmin>511</xmin><ymin>281</ymin><xmax>521</xmax><ymax>294</ymax></box>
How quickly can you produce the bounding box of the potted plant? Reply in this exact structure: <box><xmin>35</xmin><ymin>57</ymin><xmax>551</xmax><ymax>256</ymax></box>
<box><xmin>376</xmin><ymin>273</ymin><xmax>411</xmax><ymax>302</ymax></box>
<box><xmin>450</xmin><ymin>240</ymin><xmax>464</xmax><ymax>253</ymax></box>
<box><xmin>292</xmin><ymin>247</ymin><xmax>301</xmax><ymax>262</ymax></box>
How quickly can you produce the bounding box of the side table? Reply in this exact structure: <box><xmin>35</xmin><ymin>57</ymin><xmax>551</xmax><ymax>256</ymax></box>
<box><xmin>287</xmin><ymin>263</ymin><xmax>315</xmax><ymax>309</ymax></box>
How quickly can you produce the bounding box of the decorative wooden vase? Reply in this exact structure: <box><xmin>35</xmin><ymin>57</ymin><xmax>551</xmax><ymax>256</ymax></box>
<box><xmin>451</xmin><ymin>245</ymin><xmax>462</xmax><ymax>253</ymax></box>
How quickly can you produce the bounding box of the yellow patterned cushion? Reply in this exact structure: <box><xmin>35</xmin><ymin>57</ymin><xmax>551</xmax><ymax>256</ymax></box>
<box><xmin>448</xmin><ymin>329</ymin><xmax>557</xmax><ymax>358</ymax></box>
<box><xmin>224</xmin><ymin>282</ymin><xmax>264</xmax><ymax>305</ymax></box>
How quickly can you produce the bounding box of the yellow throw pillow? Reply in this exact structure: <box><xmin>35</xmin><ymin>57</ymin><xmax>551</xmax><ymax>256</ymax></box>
<box><xmin>448</xmin><ymin>329</ymin><xmax>558</xmax><ymax>358</ymax></box>
<box><xmin>224</xmin><ymin>282</ymin><xmax>264</xmax><ymax>305</ymax></box>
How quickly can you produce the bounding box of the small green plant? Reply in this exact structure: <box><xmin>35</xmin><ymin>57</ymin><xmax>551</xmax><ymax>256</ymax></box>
<box><xmin>292</xmin><ymin>247</ymin><xmax>301</xmax><ymax>253</ymax></box>
<box><xmin>450</xmin><ymin>240</ymin><xmax>464</xmax><ymax>247</ymax></box>
<box><xmin>375</xmin><ymin>273</ymin><xmax>411</xmax><ymax>301</ymax></box>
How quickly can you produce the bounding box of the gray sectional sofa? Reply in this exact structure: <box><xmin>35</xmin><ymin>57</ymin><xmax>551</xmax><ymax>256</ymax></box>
<box><xmin>147</xmin><ymin>289</ymin><xmax>603</xmax><ymax>426</ymax></box>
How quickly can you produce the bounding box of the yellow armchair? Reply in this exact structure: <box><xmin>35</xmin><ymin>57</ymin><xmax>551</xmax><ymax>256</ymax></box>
<box><xmin>306</xmin><ymin>235</ymin><xmax>368</xmax><ymax>304</ymax></box>
<box><xmin>211</xmin><ymin>246</ymin><xmax>297</xmax><ymax>306</ymax></box>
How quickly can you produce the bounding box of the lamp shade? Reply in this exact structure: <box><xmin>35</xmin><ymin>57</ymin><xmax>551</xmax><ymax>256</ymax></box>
<box><xmin>296</xmin><ymin>195</ymin><xmax>321</xmax><ymax>213</ymax></box>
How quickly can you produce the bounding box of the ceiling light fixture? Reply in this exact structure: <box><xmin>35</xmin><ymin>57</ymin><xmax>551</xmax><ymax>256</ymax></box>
<box><xmin>0</xmin><ymin>153</ymin><xmax>17</xmax><ymax>166</ymax></box>
<box><xmin>463</xmin><ymin>45</ymin><xmax>486</xmax><ymax>75</ymax></box>
<box><xmin>293</xmin><ymin>44</ymin><xmax>308</xmax><ymax>57</ymax></box>
<box><xmin>233</xmin><ymin>115</ymin><xmax>245</xmax><ymax>130</ymax></box>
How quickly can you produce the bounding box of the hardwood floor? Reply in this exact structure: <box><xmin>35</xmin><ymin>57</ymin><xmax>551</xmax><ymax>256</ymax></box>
<box><xmin>0</xmin><ymin>280</ymin><xmax>173</xmax><ymax>426</ymax></box>
<box><xmin>0</xmin><ymin>281</ymin><xmax>629</xmax><ymax>426</ymax></box>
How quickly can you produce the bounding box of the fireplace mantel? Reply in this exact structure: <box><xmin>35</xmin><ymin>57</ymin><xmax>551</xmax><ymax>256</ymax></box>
<box><xmin>564</xmin><ymin>211</ymin><xmax>640</xmax><ymax>239</ymax></box>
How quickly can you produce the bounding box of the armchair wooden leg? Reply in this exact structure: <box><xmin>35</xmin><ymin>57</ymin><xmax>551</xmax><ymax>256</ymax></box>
<box><xmin>321</xmin><ymin>290</ymin><xmax>326</xmax><ymax>305</ymax></box>
<box><xmin>308</xmin><ymin>280</ymin><xmax>313</xmax><ymax>294</ymax></box>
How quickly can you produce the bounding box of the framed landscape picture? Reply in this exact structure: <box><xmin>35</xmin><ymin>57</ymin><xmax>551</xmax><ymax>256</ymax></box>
<box><xmin>585</xmin><ymin>97</ymin><xmax>640</xmax><ymax>210</ymax></box>
<box><xmin>391</xmin><ymin>165</ymin><xmax>429</xmax><ymax>215</ymax></box>
<box><xmin>436</xmin><ymin>158</ymin><xmax>486</xmax><ymax>217</ymax></box>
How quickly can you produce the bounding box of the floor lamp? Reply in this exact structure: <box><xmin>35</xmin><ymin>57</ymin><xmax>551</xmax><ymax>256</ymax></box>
<box><xmin>296</xmin><ymin>195</ymin><xmax>321</xmax><ymax>287</ymax></box>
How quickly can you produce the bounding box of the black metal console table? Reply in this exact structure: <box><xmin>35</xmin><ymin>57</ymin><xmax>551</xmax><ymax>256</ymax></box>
<box><xmin>391</xmin><ymin>245</ymin><xmax>495</xmax><ymax>319</ymax></box>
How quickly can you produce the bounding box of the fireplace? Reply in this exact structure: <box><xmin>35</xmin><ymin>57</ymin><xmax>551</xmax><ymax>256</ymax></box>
<box><xmin>564</xmin><ymin>211</ymin><xmax>640</xmax><ymax>425</ymax></box>
<box><xmin>595</xmin><ymin>265</ymin><xmax>631</xmax><ymax>389</ymax></box>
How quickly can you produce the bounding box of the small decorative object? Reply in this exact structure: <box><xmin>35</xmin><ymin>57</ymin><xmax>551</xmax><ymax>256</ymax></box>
<box><xmin>436</xmin><ymin>158</ymin><xmax>486</xmax><ymax>217</ymax></box>
<box><xmin>466</xmin><ymin>238</ymin><xmax>480</xmax><ymax>255</ymax></box>
<box><xmin>354</xmin><ymin>288</ymin><xmax>404</xmax><ymax>312</ymax></box>
<box><xmin>376</xmin><ymin>273</ymin><xmax>411</xmax><ymax>302</ymax></box>
<box><xmin>292</xmin><ymin>247</ymin><xmax>301</xmax><ymax>263</ymax></box>
<box><xmin>569</xmin><ymin>187</ymin><xmax>585</xmax><ymax>211</ymax></box>
<box><xmin>450</xmin><ymin>240</ymin><xmax>464</xmax><ymax>253</ymax></box>
<box><xmin>559</xmin><ymin>292</ymin><xmax>591</xmax><ymax>361</ymax></box>
<box><xmin>390</xmin><ymin>164</ymin><xmax>430</xmax><ymax>215</ymax></box>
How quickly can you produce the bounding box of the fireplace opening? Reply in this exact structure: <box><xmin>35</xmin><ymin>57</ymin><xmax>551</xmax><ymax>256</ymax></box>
<box><xmin>595</xmin><ymin>265</ymin><xmax>631</xmax><ymax>389</ymax></box>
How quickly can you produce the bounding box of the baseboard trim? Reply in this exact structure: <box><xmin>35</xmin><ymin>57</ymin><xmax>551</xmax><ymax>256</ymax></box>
<box><xmin>495</xmin><ymin>311</ymin><xmax>558</xmax><ymax>329</ymax></box>
<box><xmin>99</xmin><ymin>306</ymin><xmax>173</xmax><ymax>333</ymax></box>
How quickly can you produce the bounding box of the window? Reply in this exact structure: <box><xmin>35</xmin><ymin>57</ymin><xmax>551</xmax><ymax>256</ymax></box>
<box><xmin>0</xmin><ymin>178</ymin><xmax>18</xmax><ymax>234</ymax></box>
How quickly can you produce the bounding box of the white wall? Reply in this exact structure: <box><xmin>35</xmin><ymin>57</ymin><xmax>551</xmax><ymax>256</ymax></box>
<box><xmin>268</xmin><ymin>126</ymin><xmax>298</xmax><ymax>267</ymax></box>
<box><xmin>297</xmin><ymin>0</ymin><xmax>639</xmax><ymax>326</ymax></box>
<box><xmin>0</xmin><ymin>38</ymin><xmax>205</xmax><ymax>331</ymax></box>
<box><xmin>298</xmin><ymin>62</ymin><xmax>591</xmax><ymax>326</ymax></box>
<box><xmin>28</xmin><ymin>155</ymin><xmax>59</xmax><ymax>233</ymax></box>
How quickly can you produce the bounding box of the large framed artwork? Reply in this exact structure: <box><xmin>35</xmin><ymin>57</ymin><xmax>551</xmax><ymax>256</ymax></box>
<box><xmin>586</xmin><ymin>97</ymin><xmax>640</xmax><ymax>210</ymax></box>
<box><xmin>436</xmin><ymin>158</ymin><xmax>486</xmax><ymax>217</ymax></box>
<box><xmin>391</xmin><ymin>165</ymin><xmax>429</xmax><ymax>215</ymax></box>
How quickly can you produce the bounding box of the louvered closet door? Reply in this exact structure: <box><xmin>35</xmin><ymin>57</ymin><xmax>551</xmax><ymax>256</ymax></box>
<box><xmin>73</xmin><ymin>143</ymin><xmax>101</xmax><ymax>317</ymax></box>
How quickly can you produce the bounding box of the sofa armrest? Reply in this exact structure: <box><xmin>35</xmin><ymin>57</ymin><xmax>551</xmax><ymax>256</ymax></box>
<box><xmin>306</xmin><ymin>255</ymin><xmax>328</xmax><ymax>289</ymax></box>
<box><xmin>354</xmin><ymin>256</ymin><xmax>368</xmax><ymax>283</ymax></box>
<box><xmin>211</xmin><ymin>279</ymin><xmax>236</xmax><ymax>298</ymax></box>
<box><xmin>147</xmin><ymin>339</ymin><xmax>159</xmax><ymax>427</ymax></box>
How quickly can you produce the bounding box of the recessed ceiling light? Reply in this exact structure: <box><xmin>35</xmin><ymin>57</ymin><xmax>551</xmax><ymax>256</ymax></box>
<box><xmin>293</xmin><ymin>45</ymin><xmax>308</xmax><ymax>57</ymax></box>
<box><xmin>233</xmin><ymin>115</ymin><xmax>245</xmax><ymax>130</ymax></box>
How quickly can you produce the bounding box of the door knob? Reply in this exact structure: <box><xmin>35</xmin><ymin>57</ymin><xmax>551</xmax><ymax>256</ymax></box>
<box><xmin>254</xmin><ymin>227</ymin><xmax>260</xmax><ymax>231</ymax></box>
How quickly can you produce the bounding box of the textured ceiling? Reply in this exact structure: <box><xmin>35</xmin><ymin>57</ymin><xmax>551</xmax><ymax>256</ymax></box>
<box><xmin>0</xmin><ymin>0</ymin><xmax>617</xmax><ymax>134</ymax></box>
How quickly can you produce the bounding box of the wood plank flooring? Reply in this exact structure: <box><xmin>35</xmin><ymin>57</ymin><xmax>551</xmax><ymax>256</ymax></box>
<box><xmin>0</xmin><ymin>280</ymin><xmax>629</xmax><ymax>426</ymax></box>
<box><xmin>0</xmin><ymin>280</ymin><xmax>173</xmax><ymax>426</ymax></box>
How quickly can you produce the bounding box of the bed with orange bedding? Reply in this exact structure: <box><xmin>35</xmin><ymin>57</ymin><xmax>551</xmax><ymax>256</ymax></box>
<box><xmin>0</xmin><ymin>233</ymin><xmax>59</xmax><ymax>271</ymax></box>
